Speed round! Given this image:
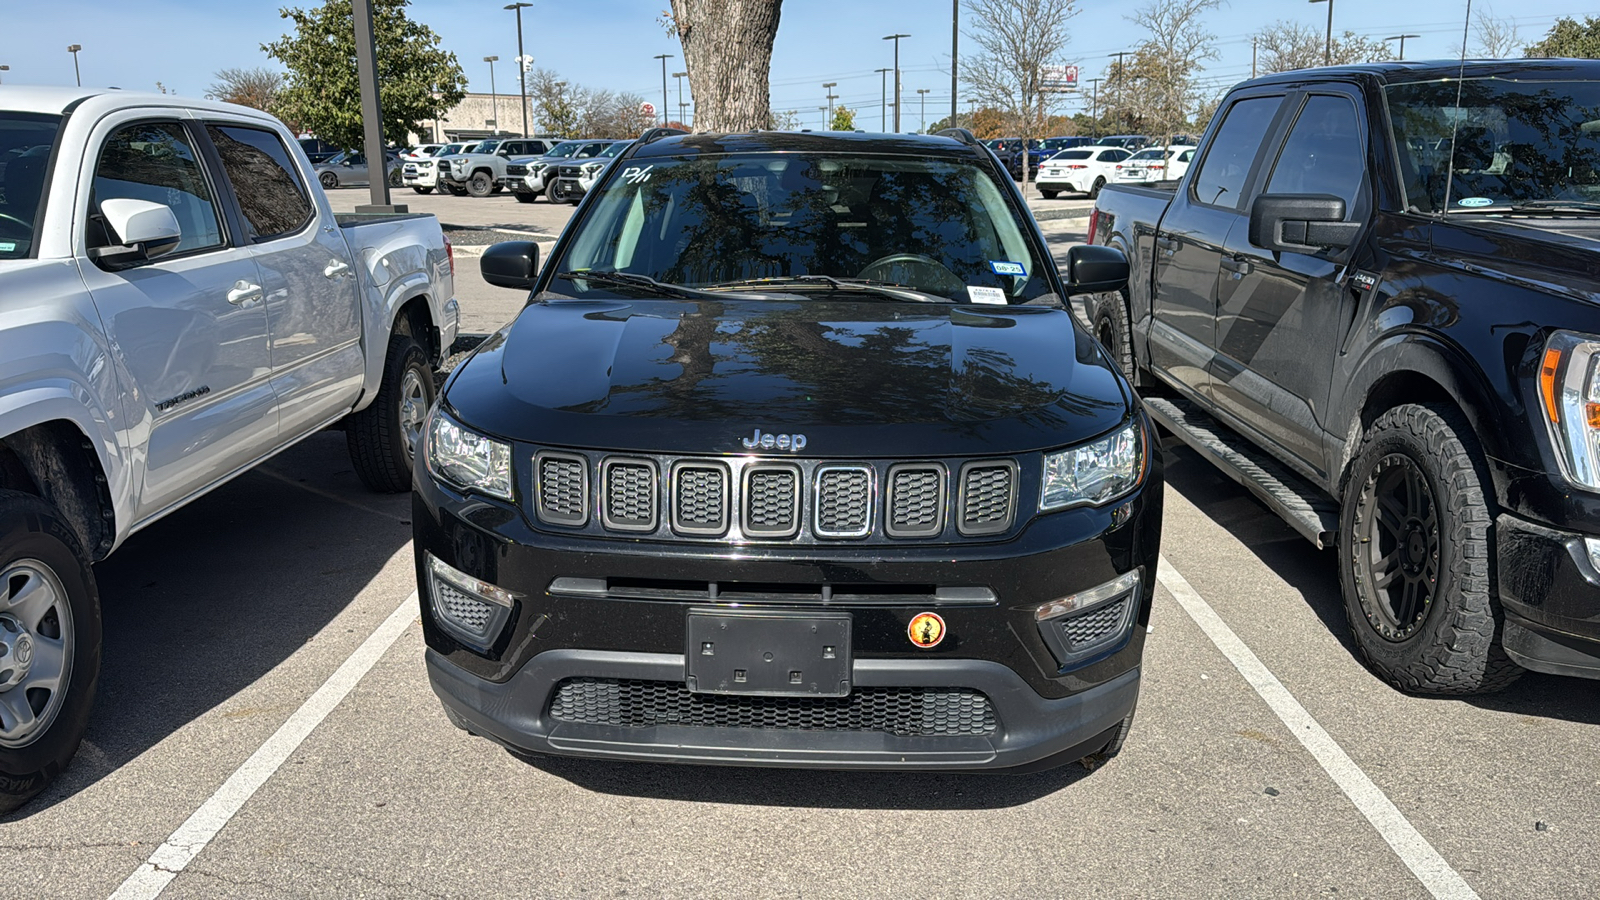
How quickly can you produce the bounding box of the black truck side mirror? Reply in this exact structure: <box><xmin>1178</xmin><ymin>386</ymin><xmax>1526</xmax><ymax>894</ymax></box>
<box><xmin>480</xmin><ymin>241</ymin><xmax>541</xmax><ymax>291</ymax></box>
<box><xmin>1062</xmin><ymin>244</ymin><xmax>1129</xmax><ymax>295</ymax></box>
<box><xmin>1248</xmin><ymin>194</ymin><xmax>1360</xmax><ymax>253</ymax></box>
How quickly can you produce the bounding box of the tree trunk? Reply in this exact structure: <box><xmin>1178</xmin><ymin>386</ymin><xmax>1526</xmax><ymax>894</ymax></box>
<box><xmin>671</xmin><ymin>0</ymin><xmax>782</xmax><ymax>132</ymax></box>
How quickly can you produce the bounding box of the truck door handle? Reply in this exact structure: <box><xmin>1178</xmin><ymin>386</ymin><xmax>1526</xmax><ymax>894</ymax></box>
<box><xmin>1156</xmin><ymin>236</ymin><xmax>1180</xmax><ymax>254</ymax></box>
<box><xmin>227</xmin><ymin>281</ymin><xmax>264</xmax><ymax>306</ymax></box>
<box><xmin>1221</xmin><ymin>257</ymin><xmax>1253</xmax><ymax>276</ymax></box>
<box><xmin>324</xmin><ymin>259</ymin><xmax>350</xmax><ymax>278</ymax></box>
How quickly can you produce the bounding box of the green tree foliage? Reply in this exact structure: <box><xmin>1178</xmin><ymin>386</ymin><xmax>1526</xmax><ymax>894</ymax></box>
<box><xmin>831</xmin><ymin>106</ymin><xmax>856</xmax><ymax>131</ymax></box>
<box><xmin>1525</xmin><ymin>16</ymin><xmax>1600</xmax><ymax>59</ymax></box>
<box><xmin>263</xmin><ymin>0</ymin><xmax>465</xmax><ymax>148</ymax></box>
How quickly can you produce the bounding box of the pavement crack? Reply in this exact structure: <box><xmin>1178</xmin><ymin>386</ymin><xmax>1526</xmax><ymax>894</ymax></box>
<box><xmin>0</xmin><ymin>839</ymin><xmax>143</xmax><ymax>852</ymax></box>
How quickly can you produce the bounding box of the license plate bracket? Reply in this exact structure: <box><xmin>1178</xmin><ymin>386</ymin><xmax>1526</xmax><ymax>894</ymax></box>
<box><xmin>685</xmin><ymin>609</ymin><xmax>852</xmax><ymax>697</ymax></box>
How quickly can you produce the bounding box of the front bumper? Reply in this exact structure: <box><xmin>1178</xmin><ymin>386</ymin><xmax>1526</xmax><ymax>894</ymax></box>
<box><xmin>403</xmin><ymin>167</ymin><xmax>439</xmax><ymax>187</ymax></box>
<box><xmin>1496</xmin><ymin>512</ymin><xmax>1600</xmax><ymax>678</ymax></box>
<box><xmin>551</xmin><ymin>176</ymin><xmax>591</xmax><ymax>202</ymax></box>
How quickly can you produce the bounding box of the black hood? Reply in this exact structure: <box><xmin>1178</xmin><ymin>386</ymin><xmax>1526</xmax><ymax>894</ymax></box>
<box><xmin>444</xmin><ymin>298</ymin><xmax>1130</xmax><ymax>457</ymax></box>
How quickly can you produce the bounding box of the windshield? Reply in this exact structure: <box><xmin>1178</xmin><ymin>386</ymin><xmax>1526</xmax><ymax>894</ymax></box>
<box><xmin>475</xmin><ymin>140</ymin><xmax>501</xmax><ymax>154</ymax></box>
<box><xmin>599</xmin><ymin>142</ymin><xmax>628</xmax><ymax>159</ymax></box>
<box><xmin>438</xmin><ymin>143</ymin><xmax>464</xmax><ymax>156</ymax></box>
<box><xmin>546</xmin><ymin>142</ymin><xmax>582</xmax><ymax>159</ymax></box>
<box><xmin>0</xmin><ymin>113</ymin><xmax>59</xmax><ymax>259</ymax></box>
<box><xmin>1388</xmin><ymin>78</ymin><xmax>1600</xmax><ymax>212</ymax></box>
<box><xmin>557</xmin><ymin>152</ymin><xmax>1051</xmax><ymax>303</ymax></box>
<box><xmin>1130</xmin><ymin>149</ymin><xmax>1165</xmax><ymax>161</ymax></box>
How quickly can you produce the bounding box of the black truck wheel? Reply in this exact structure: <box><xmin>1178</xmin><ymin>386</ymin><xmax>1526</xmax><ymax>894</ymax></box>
<box><xmin>1089</xmin><ymin>290</ymin><xmax>1135</xmax><ymax>382</ymax></box>
<box><xmin>466</xmin><ymin>171</ymin><xmax>494</xmax><ymax>198</ymax></box>
<box><xmin>412</xmin><ymin>186</ymin><xmax>434</xmax><ymax>195</ymax></box>
<box><xmin>347</xmin><ymin>332</ymin><xmax>436</xmax><ymax>493</ymax></box>
<box><xmin>1089</xmin><ymin>176</ymin><xmax>1106</xmax><ymax>199</ymax></box>
<box><xmin>513</xmin><ymin>192</ymin><xmax>537</xmax><ymax>204</ymax></box>
<box><xmin>1039</xmin><ymin>189</ymin><xmax>1059</xmax><ymax>199</ymax></box>
<box><xmin>319</xmin><ymin>171</ymin><xmax>338</xmax><ymax>190</ymax></box>
<box><xmin>0</xmin><ymin>490</ymin><xmax>101</xmax><ymax>815</ymax></box>
<box><xmin>388</xmin><ymin>167</ymin><xmax>403</xmax><ymax>187</ymax></box>
<box><xmin>1338</xmin><ymin>404</ymin><xmax>1522</xmax><ymax>694</ymax></box>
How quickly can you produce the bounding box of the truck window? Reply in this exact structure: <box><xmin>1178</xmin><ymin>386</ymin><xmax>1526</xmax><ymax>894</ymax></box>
<box><xmin>1191</xmin><ymin>97</ymin><xmax>1280</xmax><ymax>209</ymax></box>
<box><xmin>0</xmin><ymin>112</ymin><xmax>61</xmax><ymax>259</ymax></box>
<box><xmin>90</xmin><ymin>122</ymin><xmax>223</xmax><ymax>255</ymax></box>
<box><xmin>1265</xmin><ymin>96</ymin><xmax>1365</xmax><ymax>218</ymax></box>
<box><xmin>206</xmin><ymin>125</ymin><xmax>314</xmax><ymax>241</ymax></box>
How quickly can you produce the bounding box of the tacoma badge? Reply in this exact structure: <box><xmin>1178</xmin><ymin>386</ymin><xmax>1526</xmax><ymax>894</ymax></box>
<box><xmin>741</xmin><ymin>428</ymin><xmax>807</xmax><ymax>451</ymax></box>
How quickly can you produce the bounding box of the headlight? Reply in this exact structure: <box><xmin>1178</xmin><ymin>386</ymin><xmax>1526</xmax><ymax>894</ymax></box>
<box><xmin>581</xmin><ymin>162</ymin><xmax>604</xmax><ymax>175</ymax></box>
<box><xmin>1040</xmin><ymin>422</ymin><xmax>1143</xmax><ymax>511</ymax></box>
<box><xmin>1540</xmin><ymin>330</ymin><xmax>1600</xmax><ymax>490</ymax></box>
<box><xmin>427</xmin><ymin>411</ymin><xmax>514</xmax><ymax>500</ymax></box>
<box><xmin>530</xmin><ymin>162</ymin><xmax>548</xmax><ymax>174</ymax></box>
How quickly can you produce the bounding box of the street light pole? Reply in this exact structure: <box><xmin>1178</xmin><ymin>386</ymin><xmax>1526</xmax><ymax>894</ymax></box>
<box><xmin>351</xmin><ymin>0</ymin><xmax>402</xmax><ymax>212</ymax></box>
<box><xmin>66</xmin><ymin>44</ymin><xmax>81</xmax><ymax>87</ymax></box>
<box><xmin>505</xmin><ymin>3</ymin><xmax>532</xmax><ymax>137</ymax></box>
<box><xmin>883</xmin><ymin>33</ymin><xmax>910</xmax><ymax>133</ymax></box>
<box><xmin>876</xmin><ymin>67</ymin><xmax>891</xmax><ymax>131</ymax></box>
<box><xmin>823</xmin><ymin>81</ymin><xmax>837</xmax><ymax>125</ymax></box>
<box><xmin>1108</xmin><ymin>51</ymin><xmax>1130</xmax><ymax>134</ymax></box>
<box><xmin>1088</xmin><ymin>77</ymin><xmax>1101</xmax><ymax>137</ymax></box>
<box><xmin>674</xmin><ymin>71</ymin><xmax>687</xmax><ymax>127</ymax></box>
<box><xmin>483</xmin><ymin>56</ymin><xmax>500</xmax><ymax>134</ymax></box>
<box><xmin>1385</xmin><ymin>33</ymin><xmax>1420</xmax><ymax>59</ymax></box>
<box><xmin>654</xmin><ymin>53</ymin><xmax>673</xmax><ymax>127</ymax></box>
<box><xmin>1310</xmin><ymin>0</ymin><xmax>1333</xmax><ymax>66</ymax></box>
<box><xmin>917</xmin><ymin>88</ymin><xmax>930</xmax><ymax>133</ymax></box>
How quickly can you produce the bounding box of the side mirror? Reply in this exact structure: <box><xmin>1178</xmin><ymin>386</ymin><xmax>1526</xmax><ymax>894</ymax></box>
<box><xmin>480</xmin><ymin>241</ymin><xmax>541</xmax><ymax>291</ymax></box>
<box><xmin>1062</xmin><ymin>244</ymin><xmax>1129</xmax><ymax>295</ymax></box>
<box><xmin>1248</xmin><ymin>193</ymin><xmax>1360</xmax><ymax>253</ymax></box>
<box><xmin>92</xmin><ymin>198</ymin><xmax>181</xmax><ymax>263</ymax></box>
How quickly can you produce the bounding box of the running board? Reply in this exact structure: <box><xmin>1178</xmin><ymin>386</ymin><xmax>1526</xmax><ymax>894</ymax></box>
<box><xmin>1144</xmin><ymin>396</ymin><xmax>1339</xmax><ymax>549</ymax></box>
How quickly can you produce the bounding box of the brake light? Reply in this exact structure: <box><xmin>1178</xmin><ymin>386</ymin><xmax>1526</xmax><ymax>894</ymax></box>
<box><xmin>444</xmin><ymin>235</ymin><xmax>455</xmax><ymax>276</ymax></box>
<box><xmin>1066</xmin><ymin>164</ymin><xmax>1087</xmax><ymax>169</ymax></box>
<box><xmin>1088</xmin><ymin>208</ymin><xmax>1102</xmax><ymax>245</ymax></box>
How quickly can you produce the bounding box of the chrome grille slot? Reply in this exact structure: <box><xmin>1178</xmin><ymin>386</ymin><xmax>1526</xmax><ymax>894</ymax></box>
<box><xmin>672</xmin><ymin>462</ymin><xmax>729</xmax><ymax>535</ymax></box>
<box><xmin>958</xmin><ymin>461</ymin><xmax>1017</xmax><ymax>536</ymax></box>
<box><xmin>601</xmin><ymin>458</ymin><xmax>657</xmax><ymax>532</ymax></box>
<box><xmin>886</xmin><ymin>464</ymin><xmax>945</xmax><ymax>538</ymax></box>
<box><xmin>535</xmin><ymin>451</ymin><xmax>588</xmax><ymax>526</ymax></box>
<box><xmin>814</xmin><ymin>466</ymin><xmax>873</xmax><ymax>538</ymax></box>
<box><xmin>743</xmin><ymin>465</ymin><xmax>801</xmax><ymax>538</ymax></box>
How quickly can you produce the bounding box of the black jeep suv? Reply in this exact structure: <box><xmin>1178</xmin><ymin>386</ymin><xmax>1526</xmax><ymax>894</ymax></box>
<box><xmin>414</xmin><ymin>129</ymin><xmax>1160</xmax><ymax>771</ymax></box>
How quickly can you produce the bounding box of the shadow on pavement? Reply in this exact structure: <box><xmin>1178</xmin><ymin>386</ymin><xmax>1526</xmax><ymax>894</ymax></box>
<box><xmin>6</xmin><ymin>433</ymin><xmax>414</xmax><ymax>820</ymax></box>
<box><xmin>1159</xmin><ymin>435</ymin><xmax>1600</xmax><ymax>726</ymax></box>
<box><xmin>520</xmin><ymin>752</ymin><xmax>1094</xmax><ymax>810</ymax></box>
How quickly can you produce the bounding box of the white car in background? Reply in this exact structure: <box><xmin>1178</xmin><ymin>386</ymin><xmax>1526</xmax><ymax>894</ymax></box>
<box><xmin>403</xmin><ymin>141</ymin><xmax>480</xmax><ymax>194</ymax></box>
<box><xmin>403</xmin><ymin>143</ymin><xmax>445</xmax><ymax>160</ymax></box>
<box><xmin>1113</xmin><ymin>145</ymin><xmax>1198</xmax><ymax>186</ymax></box>
<box><xmin>1035</xmin><ymin>146</ymin><xmax>1133</xmax><ymax>199</ymax></box>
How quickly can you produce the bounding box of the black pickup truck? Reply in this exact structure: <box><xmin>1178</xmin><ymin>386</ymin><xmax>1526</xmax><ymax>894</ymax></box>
<box><xmin>1090</xmin><ymin>59</ymin><xmax>1600</xmax><ymax>693</ymax></box>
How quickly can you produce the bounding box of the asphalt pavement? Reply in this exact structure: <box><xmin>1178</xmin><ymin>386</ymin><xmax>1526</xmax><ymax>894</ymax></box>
<box><xmin>4</xmin><ymin>191</ymin><xmax>1594</xmax><ymax>900</ymax></box>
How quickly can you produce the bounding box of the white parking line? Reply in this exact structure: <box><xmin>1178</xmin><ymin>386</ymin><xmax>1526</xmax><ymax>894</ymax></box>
<box><xmin>107</xmin><ymin>593</ymin><xmax>419</xmax><ymax>900</ymax></box>
<box><xmin>256</xmin><ymin>468</ymin><xmax>411</xmax><ymax>525</ymax></box>
<box><xmin>1156</xmin><ymin>557</ymin><xmax>1480</xmax><ymax>900</ymax></box>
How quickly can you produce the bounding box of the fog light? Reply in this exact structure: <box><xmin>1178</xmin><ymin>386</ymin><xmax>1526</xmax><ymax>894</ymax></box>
<box><xmin>1035</xmin><ymin>571</ymin><xmax>1141</xmax><ymax>667</ymax></box>
<box><xmin>1585</xmin><ymin>537</ymin><xmax>1600</xmax><ymax>575</ymax></box>
<box><xmin>427</xmin><ymin>554</ymin><xmax>519</xmax><ymax>650</ymax></box>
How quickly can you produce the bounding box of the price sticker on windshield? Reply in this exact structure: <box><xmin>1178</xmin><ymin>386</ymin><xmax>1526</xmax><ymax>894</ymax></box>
<box><xmin>990</xmin><ymin>260</ymin><xmax>1027</xmax><ymax>277</ymax></box>
<box><xmin>967</xmin><ymin>286</ymin><xmax>1009</xmax><ymax>305</ymax></box>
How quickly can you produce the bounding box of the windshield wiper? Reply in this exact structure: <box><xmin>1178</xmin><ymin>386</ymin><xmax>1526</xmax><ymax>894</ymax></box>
<box><xmin>1507</xmin><ymin>200</ymin><xmax>1600</xmax><ymax>214</ymax></box>
<box><xmin>555</xmin><ymin>270</ymin><xmax>762</xmax><ymax>301</ymax></box>
<box><xmin>705</xmin><ymin>275</ymin><xmax>954</xmax><ymax>303</ymax></box>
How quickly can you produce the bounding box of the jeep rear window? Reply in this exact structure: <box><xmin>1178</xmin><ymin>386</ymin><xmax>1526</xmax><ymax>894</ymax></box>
<box><xmin>0</xmin><ymin>113</ymin><xmax>62</xmax><ymax>260</ymax></box>
<box><xmin>559</xmin><ymin>153</ymin><xmax>1049</xmax><ymax>303</ymax></box>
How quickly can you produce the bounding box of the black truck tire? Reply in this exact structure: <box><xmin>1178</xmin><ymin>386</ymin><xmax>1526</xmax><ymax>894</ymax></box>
<box><xmin>1338</xmin><ymin>403</ymin><xmax>1522</xmax><ymax>694</ymax></box>
<box><xmin>1089</xmin><ymin>290</ymin><xmax>1135</xmax><ymax>382</ymax></box>
<box><xmin>466</xmin><ymin>171</ymin><xmax>494</xmax><ymax>198</ymax></box>
<box><xmin>1039</xmin><ymin>189</ymin><xmax>1059</xmax><ymax>199</ymax></box>
<box><xmin>1089</xmin><ymin>176</ymin><xmax>1106</xmax><ymax>199</ymax></box>
<box><xmin>347</xmin><ymin>332</ymin><xmax>436</xmax><ymax>493</ymax></box>
<box><xmin>513</xmin><ymin>192</ymin><xmax>537</xmax><ymax>204</ymax></box>
<box><xmin>0</xmin><ymin>490</ymin><xmax>101</xmax><ymax>815</ymax></box>
<box><xmin>412</xmin><ymin>186</ymin><xmax>434</xmax><ymax>195</ymax></box>
<box><xmin>388</xmin><ymin>168</ymin><xmax>403</xmax><ymax>187</ymax></box>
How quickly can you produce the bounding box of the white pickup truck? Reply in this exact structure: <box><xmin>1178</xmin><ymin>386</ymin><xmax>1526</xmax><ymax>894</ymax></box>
<box><xmin>0</xmin><ymin>86</ymin><xmax>458</xmax><ymax>811</ymax></box>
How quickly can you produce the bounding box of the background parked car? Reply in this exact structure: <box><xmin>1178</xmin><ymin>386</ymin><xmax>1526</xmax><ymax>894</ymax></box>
<box><xmin>984</xmin><ymin>137</ymin><xmax>1048</xmax><ymax>180</ymax></box>
<box><xmin>1036</xmin><ymin>145</ymin><xmax>1133</xmax><ymax>198</ymax></box>
<box><xmin>1096</xmin><ymin>134</ymin><xmax>1150</xmax><ymax>151</ymax></box>
<box><xmin>403</xmin><ymin>143</ymin><xmax>445</xmax><ymax>160</ymax></box>
<box><xmin>547</xmin><ymin>139</ymin><xmax>629</xmax><ymax>204</ymax></box>
<box><xmin>313</xmin><ymin>149</ymin><xmax>403</xmax><ymax>189</ymax></box>
<box><xmin>438</xmin><ymin>137</ymin><xmax>560</xmax><ymax>198</ymax></box>
<box><xmin>1113</xmin><ymin>144</ymin><xmax>1198</xmax><ymax>185</ymax></box>
<box><xmin>297</xmin><ymin>135</ymin><xmax>339</xmax><ymax>163</ymax></box>
<box><xmin>405</xmin><ymin>141</ymin><xmax>474</xmax><ymax>194</ymax></box>
<box><xmin>1041</xmin><ymin>136</ymin><xmax>1095</xmax><ymax>153</ymax></box>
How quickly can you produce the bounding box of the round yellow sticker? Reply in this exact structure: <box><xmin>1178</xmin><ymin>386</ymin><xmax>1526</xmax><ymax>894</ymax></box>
<box><xmin>907</xmin><ymin>612</ymin><xmax>946</xmax><ymax>649</ymax></box>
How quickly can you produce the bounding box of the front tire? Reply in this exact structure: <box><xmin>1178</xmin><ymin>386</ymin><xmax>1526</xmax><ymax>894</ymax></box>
<box><xmin>513</xmin><ymin>192</ymin><xmax>537</xmax><ymax>204</ymax></box>
<box><xmin>346</xmin><ymin>332</ymin><xmax>436</xmax><ymax>493</ymax></box>
<box><xmin>1089</xmin><ymin>290</ymin><xmax>1135</xmax><ymax>382</ymax></box>
<box><xmin>412</xmin><ymin>186</ymin><xmax>434</xmax><ymax>195</ymax></box>
<box><xmin>1338</xmin><ymin>404</ymin><xmax>1522</xmax><ymax>694</ymax></box>
<box><xmin>466</xmin><ymin>171</ymin><xmax>494</xmax><ymax>198</ymax></box>
<box><xmin>319</xmin><ymin>171</ymin><xmax>338</xmax><ymax>190</ymax></box>
<box><xmin>1039</xmin><ymin>189</ymin><xmax>1059</xmax><ymax>199</ymax></box>
<box><xmin>388</xmin><ymin>168</ymin><xmax>403</xmax><ymax>187</ymax></box>
<box><xmin>0</xmin><ymin>490</ymin><xmax>101</xmax><ymax>815</ymax></box>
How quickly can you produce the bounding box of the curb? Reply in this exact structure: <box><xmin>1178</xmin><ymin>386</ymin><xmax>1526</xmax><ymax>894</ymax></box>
<box><xmin>1030</xmin><ymin>206</ymin><xmax>1094</xmax><ymax>222</ymax></box>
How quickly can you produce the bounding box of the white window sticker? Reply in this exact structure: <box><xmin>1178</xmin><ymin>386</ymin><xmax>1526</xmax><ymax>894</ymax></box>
<box><xmin>990</xmin><ymin>260</ymin><xmax>1027</xmax><ymax>277</ymax></box>
<box><xmin>1457</xmin><ymin>196</ymin><xmax>1494</xmax><ymax>208</ymax></box>
<box><xmin>0</xmin><ymin>242</ymin><xmax>15</xmax><ymax>253</ymax></box>
<box><xmin>619</xmin><ymin>165</ymin><xmax>654</xmax><ymax>185</ymax></box>
<box><xmin>967</xmin><ymin>286</ymin><xmax>1009</xmax><ymax>305</ymax></box>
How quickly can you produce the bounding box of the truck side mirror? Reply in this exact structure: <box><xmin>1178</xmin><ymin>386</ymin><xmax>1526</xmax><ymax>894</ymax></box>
<box><xmin>480</xmin><ymin>241</ymin><xmax>541</xmax><ymax>291</ymax></box>
<box><xmin>90</xmin><ymin>198</ymin><xmax>182</xmax><ymax>265</ymax></box>
<box><xmin>1248</xmin><ymin>193</ymin><xmax>1360</xmax><ymax>253</ymax></box>
<box><xmin>1062</xmin><ymin>244</ymin><xmax>1129</xmax><ymax>295</ymax></box>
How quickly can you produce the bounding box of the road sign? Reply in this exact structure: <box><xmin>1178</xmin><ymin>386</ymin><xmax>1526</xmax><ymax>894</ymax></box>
<box><xmin>640</xmin><ymin>101</ymin><xmax>657</xmax><ymax>118</ymax></box>
<box><xmin>1041</xmin><ymin>64</ymin><xmax>1079</xmax><ymax>93</ymax></box>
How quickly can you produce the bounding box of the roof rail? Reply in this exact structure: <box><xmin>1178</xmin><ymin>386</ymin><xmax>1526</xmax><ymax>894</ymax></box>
<box><xmin>638</xmin><ymin>126</ymin><xmax>690</xmax><ymax>144</ymax></box>
<box><xmin>935</xmin><ymin>127</ymin><xmax>981</xmax><ymax>147</ymax></box>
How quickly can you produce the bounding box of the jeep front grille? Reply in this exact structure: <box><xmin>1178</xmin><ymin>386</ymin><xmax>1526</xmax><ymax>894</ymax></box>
<box><xmin>814</xmin><ymin>466</ymin><xmax>873</xmax><ymax>538</ymax></box>
<box><xmin>535</xmin><ymin>452</ymin><xmax>588</xmax><ymax>526</ymax></box>
<box><xmin>672</xmin><ymin>463</ymin><xmax>729</xmax><ymax>535</ymax></box>
<box><xmin>743</xmin><ymin>465</ymin><xmax>800</xmax><ymax>538</ymax></box>
<box><xmin>886</xmin><ymin>465</ymin><xmax>945</xmax><ymax>538</ymax></box>
<box><xmin>601</xmin><ymin>458</ymin><xmax>657</xmax><ymax>532</ymax></box>
<box><xmin>958</xmin><ymin>461</ymin><xmax>1017</xmax><ymax>536</ymax></box>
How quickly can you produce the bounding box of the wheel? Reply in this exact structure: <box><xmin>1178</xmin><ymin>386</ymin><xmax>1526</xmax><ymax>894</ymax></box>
<box><xmin>0</xmin><ymin>490</ymin><xmax>101</xmax><ymax>815</ymax></box>
<box><xmin>513</xmin><ymin>192</ymin><xmax>537</xmax><ymax>204</ymax></box>
<box><xmin>1040</xmin><ymin>189</ymin><xmax>1059</xmax><ymax>199</ymax></box>
<box><xmin>319</xmin><ymin>171</ymin><xmax>338</xmax><ymax>190</ymax></box>
<box><xmin>446</xmin><ymin>184</ymin><xmax>468</xmax><ymax>197</ymax></box>
<box><xmin>1090</xmin><ymin>290</ymin><xmax>1134</xmax><ymax>381</ymax></box>
<box><xmin>1089</xmin><ymin>176</ymin><xmax>1106</xmax><ymax>199</ymax></box>
<box><xmin>545</xmin><ymin>183</ymin><xmax>564</xmax><ymax>203</ymax></box>
<box><xmin>1080</xmin><ymin>702</ymin><xmax>1135</xmax><ymax>771</ymax></box>
<box><xmin>491</xmin><ymin>183</ymin><xmax>504</xmax><ymax>194</ymax></box>
<box><xmin>412</xmin><ymin>186</ymin><xmax>434</xmax><ymax>195</ymax></box>
<box><xmin>388</xmin><ymin>167</ymin><xmax>403</xmax><ymax>187</ymax></box>
<box><xmin>466</xmin><ymin>171</ymin><xmax>494</xmax><ymax>198</ymax></box>
<box><xmin>346</xmin><ymin>331</ymin><xmax>436</xmax><ymax>493</ymax></box>
<box><xmin>1338</xmin><ymin>403</ymin><xmax>1523</xmax><ymax>694</ymax></box>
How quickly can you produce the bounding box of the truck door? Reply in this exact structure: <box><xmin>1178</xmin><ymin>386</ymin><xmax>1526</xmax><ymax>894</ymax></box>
<box><xmin>1211</xmin><ymin>91</ymin><xmax>1369</xmax><ymax>480</ymax></box>
<box><xmin>78</xmin><ymin>118</ymin><xmax>277</xmax><ymax>520</ymax></box>
<box><xmin>1148</xmin><ymin>94</ymin><xmax>1284</xmax><ymax>398</ymax></box>
<box><xmin>201</xmin><ymin>123</ymin><xmax>364</xmax><ymax>442</ymax></box>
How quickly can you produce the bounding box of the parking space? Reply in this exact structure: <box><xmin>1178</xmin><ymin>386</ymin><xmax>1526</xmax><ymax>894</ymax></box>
<box><xmin>5</xmin><ymin>210</ymin><xmax>1594</xmax><ymax>900</ymax></box>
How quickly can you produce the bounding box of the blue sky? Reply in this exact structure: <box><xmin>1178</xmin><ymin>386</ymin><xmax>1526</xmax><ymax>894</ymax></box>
<box><xmin>2</xmin><ymin>0</ymin><xmax>1588</xmax><ymax>131</ymax></box>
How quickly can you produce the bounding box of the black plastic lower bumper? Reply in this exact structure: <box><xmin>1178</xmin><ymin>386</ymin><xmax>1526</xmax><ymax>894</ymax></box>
<box><xmin>1496</xmin><ymin>512</ymin><xmax>1600</xmax><ymax>678</ymax></box>
<box><xmin>429</xmin><ymin>647</ymin><xmax>1139</xmax><ymax>769</ymax></box>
